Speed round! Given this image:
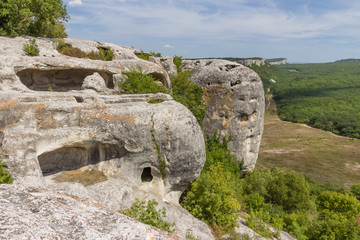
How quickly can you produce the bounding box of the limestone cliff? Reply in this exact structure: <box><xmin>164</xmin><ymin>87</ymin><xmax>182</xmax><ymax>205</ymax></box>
<box><xmin>236</xmin><ymin>58</ymin><xmax>266</xmax><ymax>67</ymax></box>
<box><xmin>182</xmin><ymin>59</ymin><xmax>265</xmax><ymax>172</ymax></box>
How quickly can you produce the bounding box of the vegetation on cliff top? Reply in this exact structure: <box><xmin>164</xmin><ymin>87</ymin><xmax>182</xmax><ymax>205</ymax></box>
<box><xmin>0</xmin><ymin>0</ymin><xmax>69</xmax><ymax>38</ymax></box>
<box><xmin>54</xmin><ymin>39</ymin><xmax>114</xmax><ymax>61</ymax></box>
<box><xmin>121</xmin><ymin>199</ymin><xmax>176</xmax><ymax>234</ymax></box>
<box><xmin>119</xmin><ymin>68</ymin><xmax>206</xmax><ymax>126</ymax></box>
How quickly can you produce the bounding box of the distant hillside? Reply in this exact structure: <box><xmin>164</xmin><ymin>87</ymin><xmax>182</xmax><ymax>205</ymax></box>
<box><xmin>335</xmin><ymin>58</ymin><xmax>360</xmax><ymax>62</ymax></box>
<box><xmin>186</xmin><ymin>57</ymin><xmax>263</xmax><ymax>61</ymax></box>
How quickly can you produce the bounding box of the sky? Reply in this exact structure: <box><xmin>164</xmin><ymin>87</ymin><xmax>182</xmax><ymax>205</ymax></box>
<box><xmin>64</xmin><ymin>0</ymin><xmax>360</xmax><ymax>63</ymax></box>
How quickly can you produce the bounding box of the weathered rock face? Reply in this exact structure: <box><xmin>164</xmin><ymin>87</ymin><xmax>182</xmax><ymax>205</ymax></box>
<box><xmin>236</xmin><ymin>58</ymin><xmax>266</xmax><ymax>67</ymax></box>
<box><xmin>182</xmin><ymin>59</ymin><xmax>265</xmax><ymax>172</ymax></box>
<box><xmin>267</xmin><ymin>58</ymin><xmax>288</xmax><ymax>65</ymax></box>
<box><xmin>150</xmin><ymin>56</ymin><xmax>178</xmax><ymax>77</ymax></box>
<box><xmin>0</xmin><ymin>37</ymin><xmax>213</xmax><ymax>239</ymax></box>
<box><xmin>0</xmin><ymin>185</ymin><xmax>180</xmax><ymax>240</ymax></box>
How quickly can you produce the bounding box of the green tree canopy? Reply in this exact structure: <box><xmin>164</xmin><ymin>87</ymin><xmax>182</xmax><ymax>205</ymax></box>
<box><xmin>0</xmin><ymin>0</ymin><xmax>69</xmax><ymax>38</ymax></box>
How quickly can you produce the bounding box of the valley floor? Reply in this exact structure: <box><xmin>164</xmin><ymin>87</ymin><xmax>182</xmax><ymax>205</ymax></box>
<box><xmin>257</xmin><ymin>95</ymin><xmax>360</xmax><ymax>189</ymax></box>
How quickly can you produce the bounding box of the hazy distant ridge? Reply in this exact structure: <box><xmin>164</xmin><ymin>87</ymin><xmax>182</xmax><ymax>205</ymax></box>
<box><xmin>335</xmin><ymin>58</ymin><xmax>360</xmax><ymax>62</ymax></box>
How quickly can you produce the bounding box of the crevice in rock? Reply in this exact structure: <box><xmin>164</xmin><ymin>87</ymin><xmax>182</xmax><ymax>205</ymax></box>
<box><xmin>141</xmin><ymin>167</ymin><xmax>153</xmax><ymax>182</ymax></box>
<box><xmin>16</xmin><ymin>68</ymin><xmax>114</xmax><ymax>91</ymax></box>
<box><xmin>38</xmin><ymin>143</ymin><xmax>126</xmax><ymax>176</ymax></box>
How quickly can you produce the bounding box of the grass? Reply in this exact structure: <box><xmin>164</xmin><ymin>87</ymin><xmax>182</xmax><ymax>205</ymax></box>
<box><xmin>53</xmin><ymin>169</ymin><xmax>107</xmax><ymax>186</ymax></box>
<box><xmin>256</xmin><ymin>95</ymin><xmax>360</xmax><ymax>189</ymax></box>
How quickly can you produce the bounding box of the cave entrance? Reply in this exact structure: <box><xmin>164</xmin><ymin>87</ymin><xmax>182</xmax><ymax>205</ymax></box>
<box><xmin>16</xmin><ymin>68</ymin><xmax>114</xmax><ymax>91</ymax></box>
<box><xmin>141</xmin><ymin>167</ymin><xmax>153</xmax><ymax>182</ymax></box>
<box><xmin>38</xmin><ymin>143</ymin><xmax>126</xmax><ymax>176</ymax></box>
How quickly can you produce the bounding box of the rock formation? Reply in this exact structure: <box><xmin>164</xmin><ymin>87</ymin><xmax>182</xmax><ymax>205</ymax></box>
<box><xmin>182</xmin><ymin>59</ymin><xmax>265</xmax><ymax>172</ymax></box>
<box><xmin>0</xmin><ymin>36</ymin><xmax>212</xmax><ymax>239</ymax></box>
<box><xmin>266</xmin><ymin>58</ymin><xmax>288</xmax><ymax>65</ymax></box>
<box><xmin>0</xmin><ymin>37</ymin><xmax>265</xmax><ymax>239</ymax></box>
<box><xmin>0</xmin><ymin>185</ymin><xmax>180</xmax><ymax>240</ymax></box>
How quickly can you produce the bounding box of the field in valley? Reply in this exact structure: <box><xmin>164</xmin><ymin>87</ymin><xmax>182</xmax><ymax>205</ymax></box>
<box><xmin>257</xmin><ymin>95</ymin><xmax>360</xmax><ymax>189</ymax></box>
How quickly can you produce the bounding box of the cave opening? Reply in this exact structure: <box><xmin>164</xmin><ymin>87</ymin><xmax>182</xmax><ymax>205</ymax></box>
<box><xmin>141</xmin><ymin>167</ymin><xmax>153</xmax><ymax>182</ymax></box>
<box><xmin>16</xmin><ymin>68</ymin><xmax>114</xmax><ymax>91</ymax></box>
<box><xmin>38</xmin><ymin>143</ymin><xmax>126</xmax><ymax>176</ymax></box>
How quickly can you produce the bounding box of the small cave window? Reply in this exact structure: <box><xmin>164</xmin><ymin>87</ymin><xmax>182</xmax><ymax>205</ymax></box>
<box><xmin>240</xmin><ymin>113</ymin><xmax>249</xmax><ymax>122</ymax></box>
<box><xmin>141</xmin><ymin>167</ymin><xmax>153</xmax><ymax>182</ymax></box>
<box><xmin>74</xmin><ymin>96</ymin><xmax>84</xmax><ymax>102</ymax></box>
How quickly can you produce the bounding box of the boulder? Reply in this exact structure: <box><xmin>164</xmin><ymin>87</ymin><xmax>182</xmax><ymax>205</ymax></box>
<box><xmin>82</xmin><ymin>72</ymin><xmax>107</xmax><ymax>92</ymax></box>
<box><xmin>182</xmin><ymin>59</ymin><xmax>265</xmax><ymax>172</ymax></box>
<box><xmin>0</xmin><ymin>36</ymin><xmax>213</xmax><ymax>240</ymax></box>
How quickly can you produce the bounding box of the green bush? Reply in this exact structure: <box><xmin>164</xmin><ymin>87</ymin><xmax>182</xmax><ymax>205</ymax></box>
<box><xmin>119</xmin><ymin>69</ymin><xmax>169</xmax><ymax>94</ymax></box>
<box><xmin>267</xmin><ymin>169</ymin><xmax>311</xmax><ymax>211</ymax></box>
<box><xmin>244</xmin><ymin>168</ymin><xmax>311</xmax><ymax>212</ymax></box>
<box><xmin>244</xmin><ymin>192</ymin><xmax>265</xmax><ymax>212</ymax></box>
<box><xmin>309</xmin><ymin>211</ymin><xmax>360</xmax><ymax>240</ymax></box>
<box><xmin>135</xmin><ymin>51</ymin><xmax>161</xmax><ymax>61</ymax></box>
<box><xmin>173</xmin><ymin>55</ymin><xmax>182</xmax><ymax>73</ymax></box>
<box><xmin>283</xmin><ymin>211</ymin><xmax>311</xmax><ymax>240</ymax></box>
<box><xmin>0</xmin><ymin>159</ymin><xmax>12</xmax><ymax>184</ymax></box>
<box><xmin>171</xmin><ymin>71</ymin><xmax>206</xmax><ymax>126</ymax></box>
<box><xmin>316</xmin><ymin>191</ymin><xmax>360</xmax><ymax>217</ymax></box>
<box><xmin>23</xmin><ymin>38</ymin><xmax>39</xmax><ymax>56</ymax></box>
<box><xmin>121</xmin><ymin>199</ymin><xmax>175</xmax><ymax>233</ymax></box>
<box><xmin>88</xmin><ymin>47</ymin><xmax>114</xmax><ymax>61</ymax></box>
<box><xmin>181</xmin><ymin>134</ymin><xmax>242</xmax><ymax>230</ymax></box>
<box><xmin>204</xmin><ymin>133</ymin><xmax>240</xmax><ymax>173</ymax></box>
<box><xmin>181</xmin><ymin>163</ymin><xmax>241</xmax><ymax>229</ymax></box>
<box><xmin>351</xmin><ymin>184</ymin><xmax>360</xmax><ymax>200</ymax></box>
<box><xmin>246</xmin><ymin>210</ymin><xmax>273</xmax><ymax>238</ymax></box>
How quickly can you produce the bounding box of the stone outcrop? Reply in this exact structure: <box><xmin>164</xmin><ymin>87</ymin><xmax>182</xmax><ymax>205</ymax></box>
<box><xmin>0</xmin><ymin>185</ymin><xmax>180</xmax><ymax>240</ymax></box>
<box><xmin>0</xmin><ymin>37</ymin><xmax>213</xmax><ymax>239</ymax></box>
<box><xmin>150</xmin><ymin>56</ymin><xmax>178</xmax><ymax>76</ymax></box>
<box><xmin>182</xmin><ymin>59</ymin><xmax>265</xmax><ymax>172</ymax></box>
<box><xmin>236</xmin><ymin>58</ymin><xmax>266</xmax><ymax>67</ymax></box>
<box><xmin>266</xmin><ymin>58</ymin><xmax>288</xmax><ymax>65</ymax></box>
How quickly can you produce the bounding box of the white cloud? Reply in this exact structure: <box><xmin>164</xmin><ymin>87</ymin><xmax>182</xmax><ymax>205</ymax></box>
<box><xmin>68</xmin><ymin>0</ymin><xmax>83</xmax><ymax>7</ymax></box>
<box><xmin>65</xmin><ymin>0</ymin><xmax>360</xmax><ymax>62</ymax></box>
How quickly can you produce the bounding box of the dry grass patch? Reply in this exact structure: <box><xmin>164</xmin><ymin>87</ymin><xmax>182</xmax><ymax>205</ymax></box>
<box><xmin>53</xmin><ymin>169</ymin><xmax>107</xmax><ymax>186</ymax></box>
<box><xmin>257</xmin><ymin>95</ymin><xmax>360</xmax><ymax>189</ymax></box>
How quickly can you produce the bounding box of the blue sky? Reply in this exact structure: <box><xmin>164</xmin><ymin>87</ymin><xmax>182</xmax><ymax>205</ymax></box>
<box><xmin>65</xmin><ymin>0</ymin><xmax>360</xmax><ymax>63</ymax></box>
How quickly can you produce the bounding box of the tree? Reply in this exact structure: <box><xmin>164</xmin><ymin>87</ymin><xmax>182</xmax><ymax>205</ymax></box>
<box><xmin>0</xmin><ymin>0</ymin><xmax>69</xmax><ymax>38</ymax></box>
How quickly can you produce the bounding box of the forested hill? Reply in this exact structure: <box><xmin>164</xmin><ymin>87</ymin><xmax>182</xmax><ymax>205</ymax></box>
<box><xmin>335</xmin><ymin>58</ymin><xmax>360</xmax><ymax>62</ymax></box>
<box><xmin>251</xmin><ymin>62</ymin><xmax>360</xmax><ymax>139</ymax></box>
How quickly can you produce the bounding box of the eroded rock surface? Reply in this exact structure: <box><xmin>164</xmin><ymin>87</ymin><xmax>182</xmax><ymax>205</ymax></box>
<box><xmin>0</xmin><ymin>37</ymin><xmax>213</xmax><ymax>239</ymax></box>
<box><xmin>182</xmin><ymin>59</ymin><xmax>265</xmax><ymax>172</ymax></box>
<box><xmin>0</xmin><ymin>185</ymin><xmax>180</xmax><ymax>240</ymax></box>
